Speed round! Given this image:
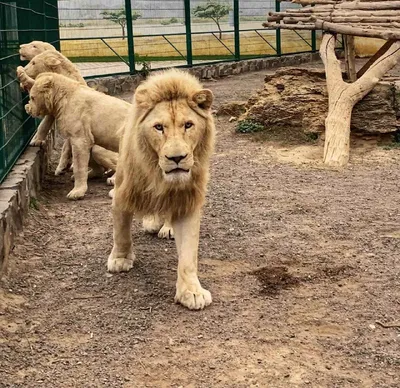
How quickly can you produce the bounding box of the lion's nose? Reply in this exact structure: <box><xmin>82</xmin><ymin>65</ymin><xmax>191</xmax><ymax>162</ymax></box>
<box><xmin>166</xmin><ymin>154</ymin><xmax>188</xmax><ymax>164</ymax></box>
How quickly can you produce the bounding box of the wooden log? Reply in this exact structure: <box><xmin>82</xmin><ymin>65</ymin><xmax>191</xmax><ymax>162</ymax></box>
<box><xmin>270</xmin><ymin>10</ymin><xmax>400</xmax><ymax>17</ymax></box>
<box><xmin>320</xmin><ymin>33</ymin><xmax>400</xmax><ymax>166</ymax></box>
<box><xmin>314</xmin><ymin>19</ymin><xmax>400</xmax><ymax>39</ymax></box>
<box><xmin>292</xmin><ymin>0</ymin><xmax>400</xmax><ymax>9</ymax></box>
<box><xmin>282</xmin><ymin>16</ymin><xmax>400</xmax><ymax>24</ymax></box>
<box><xmin>262</xmin><ymin>22</ymin><xmax>318</xmax><ymax>30</ymax></box>
<box><xmin>357</xmin><ymin>39</ymin><xmax>396</xmax><ymax>78</ymax></box>
<box><xmin>344</xmin><ymin>35</ymin><xmax>357</xmax><ymax>82</ymax></box>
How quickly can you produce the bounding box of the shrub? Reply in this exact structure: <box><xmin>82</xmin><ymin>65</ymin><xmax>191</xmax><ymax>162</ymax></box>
<box><xmin>236</xmin><ymin>120</ymin><xmax>265</xmax><ymax>134</ymax></box>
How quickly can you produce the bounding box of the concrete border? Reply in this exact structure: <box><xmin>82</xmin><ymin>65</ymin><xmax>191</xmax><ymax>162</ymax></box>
<box><xmin>0</xmin><ymin>141</ymin><xmax>52</xmax><ymax>274</ymax></box>
<box><xmin>87</xmin><ymin>53</ymin><xmax>321</xmax><ymax>96</ymax></box>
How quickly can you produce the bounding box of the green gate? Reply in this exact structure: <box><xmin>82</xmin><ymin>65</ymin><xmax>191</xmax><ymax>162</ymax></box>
<box><xmin>0</xmin><ymin>0</ymin><xmax>59</xmax><ymax>183</ymax></box>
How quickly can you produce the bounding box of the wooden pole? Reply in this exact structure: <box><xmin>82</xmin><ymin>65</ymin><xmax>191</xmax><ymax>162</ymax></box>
<box><xmin>344</xmin><ymin>35</ymin><xmax>357</xmax><ymax>82</ymax></box>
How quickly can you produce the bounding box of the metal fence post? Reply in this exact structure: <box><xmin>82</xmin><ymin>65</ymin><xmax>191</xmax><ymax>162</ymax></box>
<box><xmin>233</xmin><ymin>0</ymin><xmax>240</xmax><ymax>61</ymax></box>
<box><xmin>125</xmin><ymin>0</ymin><xmax>136</xmax><ymax>74</ymax></box>
<box><xmin>184</xmin><ymin>0</ymin><xmax>193</xmax><ymax>66</ymax></box>
<box><xmin>311</xmin><ymin>30</ymin><xmax>317</xmax><ymax>52</ymax></box>
<box><xmin>275</xmin><ymin>0</ymin><xmax>281</xmax><ymax>56</ymax></box>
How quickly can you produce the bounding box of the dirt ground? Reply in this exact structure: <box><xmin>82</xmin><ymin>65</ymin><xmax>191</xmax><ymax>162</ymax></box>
<box><xmin>1</xmin><ymin>70</ymin><xmax>400</xmax><ymax>388</ymax></box>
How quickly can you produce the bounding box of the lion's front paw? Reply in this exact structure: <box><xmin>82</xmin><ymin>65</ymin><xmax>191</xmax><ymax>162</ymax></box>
<box><xmin>158</xmin><ymin>224</ymin><xmax>174</xmax><ymax>240</ymax></box>
<box><xmin>107</xmin><ymin>250</ymin><xmax>135</xmax><ymax>273</ymax></box>
<box><xmin>175</xmin><ymin>283</ymin><xmax>212</xmax><ymax>310</ymax></box>
<box><xmin>66</xmin><ymin>187</ymin><xmax>87</xmax><ymax>200</ymax></box>
<box><xmin>30</xmin><ymin>138</ymin><xmax>45</xmax><ymax>147</ymax></box>
<box><xmin>107</xmin><ymin>175</ymin><xmax>116</xmax><ymax>186</ymax></box>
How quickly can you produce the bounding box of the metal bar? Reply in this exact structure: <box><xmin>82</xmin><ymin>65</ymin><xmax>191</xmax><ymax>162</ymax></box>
<box><xmin>275</xmin><ymin>0</ymin><xmax>281</xmax><ymax>56</ymax></box>
<box><xmin>311</xmin><ymin>30</ymin><xmax>317</xmax><ymax>51</ymax></box>
<box><xmin>211</xmin><ymin>33</ymin><xmax>235</xmax><ymax>56</ymax></box>
<box><xmin>255</xmin><ymin>30</ymin><xmax>277</xmax><ymax>52</ymax></box>
<box><xmin>162</xmin><ymin>36</ymin><xmax>186</xmax><ymax>60</ymax></box>
<box><xmin>184</xmin><ymin>0</ymin><xmax>193</xmax><ymax>66</ymax></box>
<box><xmin>124</xmin><ymin>0</ymin><xmax>136</xmax><ymax>74</ymax></box>
<box><xmin>294</xmin><ymin>30</ymin><xmax>312</xmax><ymax>48</ymax></box>
<box><xmin>233</xmin><ymin>0</ymin><xmax>240</xmax><ymax>61</ymax></box>
<box><xmin>100</xmin><ymin>38</ymin><xmax>129</xmax><ymax>65</ymax></box>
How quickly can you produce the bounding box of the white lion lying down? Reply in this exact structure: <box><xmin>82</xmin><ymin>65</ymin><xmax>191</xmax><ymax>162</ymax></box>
<box><xmin>17</xmin><ymin>47</ymin><xmax>119</xmax><ymax>180</ymax></box>
<box><xmin>25</xmin><ymin>72</ymin><xmax>130</xmax><ymax>200</ymax></box>
<box><xmin>108</xmin><ymin>69</ymin><xmax>215</xmax><ymax>309</ymax></box>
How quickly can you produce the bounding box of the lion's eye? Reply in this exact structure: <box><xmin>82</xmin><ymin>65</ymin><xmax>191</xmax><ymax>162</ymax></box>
<box><xmin>32</xmin><ymin>61</ymin><xmax>35</xmax><ymax>65</ymax></box>
<box><xmin>154</xmin><ymin>124</ymin><xmax>163</xmax><ymax>132</ymax></box>
<box><xmin>31</xmin><ymin>96</ymin><xmax>35</xmax><ymax>101</ymax></box>
<box><xmin>33</xmin><ymin>45</ymin><xmax>36</xmax><ymax>48</ymax></box>
<box><xmin>184</xmin><ymin>122</ymin><xmax>193</xmax><ymax>129</ymax></box>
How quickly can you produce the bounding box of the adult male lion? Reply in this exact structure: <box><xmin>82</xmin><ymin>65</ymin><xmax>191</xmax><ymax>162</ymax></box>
<box><xmin>108</xmin><ymin>69</ymin><xmax>215</xmax><ymax>310</ymax></box>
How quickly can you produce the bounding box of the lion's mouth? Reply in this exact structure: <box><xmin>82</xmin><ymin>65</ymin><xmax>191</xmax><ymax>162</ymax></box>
<box><xmin>165</xmin><ymin>168</ymin><xmax>190</xmax><ymax>174</ymax></box>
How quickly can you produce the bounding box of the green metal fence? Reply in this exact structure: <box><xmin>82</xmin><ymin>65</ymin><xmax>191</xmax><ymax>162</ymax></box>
<box><xmin>58</xmin><ymin>0</ymin><xmax>318</xmax><ymax>78</ymax></box>
<box><xmin>1</xmin><ymin>0</ymin><xmax>317</xmax><ymax>183</ymax></box>
<box><xmin>0</xmin><ymin>0</ymin><xmax>60</xmax><ymax>183</ymax></box>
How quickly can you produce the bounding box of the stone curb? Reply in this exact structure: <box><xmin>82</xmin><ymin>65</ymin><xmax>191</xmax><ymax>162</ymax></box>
<box><xmin>0</xmin><ymin>142</ymin><xmax>52</xmax><ymax>274</ymax></box>
<box><xmin>88</xmin><ymin>53</ymin><xmax>321</xmax><ymax>96</ymax></box>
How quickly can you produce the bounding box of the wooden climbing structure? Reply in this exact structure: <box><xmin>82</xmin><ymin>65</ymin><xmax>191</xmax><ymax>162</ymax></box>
<box><xmin>264</xmin><ymin>0</ymin><xmax>400</xmax><ymax>166</ymax></box>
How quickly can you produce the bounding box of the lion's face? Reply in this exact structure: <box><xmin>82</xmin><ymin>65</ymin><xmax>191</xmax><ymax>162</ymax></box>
<box><xmin>25</xmin><ymin>76</ymin><xmax>52</xmax><ymax>118</ymax></box>
<box><xmin>24</xmin><ymin>52</ymin><xmax>62</xmax><ymax>79</ymax></box>
<box><xmin>139</xmin><ymin>99</ymin><xmax>210</xmax><ymax>184</ymax></box>
<box><xmin>19</xmin><ymin>41</ymin><xmax>55</xmax><ymax>61</ymax></box>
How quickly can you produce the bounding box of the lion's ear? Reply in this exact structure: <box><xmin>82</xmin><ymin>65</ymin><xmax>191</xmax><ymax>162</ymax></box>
<box><xmin>45</xmin><ymin>55</ymin><xmax>61</xmax><ymax>68</ymax></box>
<box><xmin>192</xmin><ymin>89</ymin><xmax>213</xmax><ymax>110</ymax></box>
<box><xmin>134</xmin><ymin>85</ymin><xmax>152</xmax><ymax>109</ymax></box>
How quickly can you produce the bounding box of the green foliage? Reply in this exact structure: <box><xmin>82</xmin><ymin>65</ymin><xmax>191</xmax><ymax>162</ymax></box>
<box><xmin>136</xmin><ymin>56</ymin><xmax>151</xmax><ymax>77</ymax></box>
<box><xmin>60</xmin><ymin>22</ymin><xmax>85</xmax><ymax>28</ymax></box>
<box><xmin>306</xmin><ymin>132</ymin><xmax>319</xmax><ymax>142</ymax></box>
<box><xmin>29</xmin><ymin>197</ymin><xmax>39</xmax><ymax>210</ymax></box>
<box><xmin>160</xmin><ymin>17</ymin><xmax>179</xmax><ymax>25</ymax></box>
<box><xmin>101</xmin><ymin>8</ymin><xmax>141</xmax><ymax>39</ymax></box>
<box><xmin>193</xmin><ymin>0</ymin><xmax>231</xmax><ymax>39</ymax></box>
<box><xmin>236</xmin><ymin>120</ymin><xmax>265</xmax><ymax>134</ymax></box>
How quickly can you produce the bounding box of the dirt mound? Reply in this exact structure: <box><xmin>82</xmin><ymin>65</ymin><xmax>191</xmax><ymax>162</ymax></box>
<box><xmin>239</xmin><ymin>67</ymin><xmax>400</xmax><ymax>135</ymax></box>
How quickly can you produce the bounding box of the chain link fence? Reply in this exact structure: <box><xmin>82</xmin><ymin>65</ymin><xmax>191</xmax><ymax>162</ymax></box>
<box><xmin>0</xmin><ymin>0</ymin><xmax>60</xmax><ymax>183</ymax></box>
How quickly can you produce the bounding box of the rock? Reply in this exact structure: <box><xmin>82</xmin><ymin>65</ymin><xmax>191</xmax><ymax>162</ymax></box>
<box><xmin>239</xmin><ymin>67</ymin><xmax>400</xmax><ymax>135</ymax></box>
<box><xmin>229</xmin><ymin>116</ymin><xmax>237</xmax><ymax>122</ymax></box>
<box><xmin>217</xmin><ymin>101</ymin><xmax>247</xmax><ymax>117</ymax></box>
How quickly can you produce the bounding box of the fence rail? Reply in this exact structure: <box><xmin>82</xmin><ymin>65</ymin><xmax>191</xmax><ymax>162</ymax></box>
<box><xmin>1</xmin><ymin>0</ymin><xmax>318</xmax><ymax>183</ymax></box>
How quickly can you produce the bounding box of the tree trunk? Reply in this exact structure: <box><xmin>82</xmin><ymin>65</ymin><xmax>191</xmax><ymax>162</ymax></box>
<box><xmin>320</xmin><ymin>33</ymin><xmax>400</xmax><ymax>166</ymax></box>
<box><xmin>324</xmin><ymin>98</ymin><xmax>353</xmax><ymax>165</ymax></box>
<box><xmin>122</xmin><ymin>25</ymin><xmax>125</xmax><ymax>40</ymax></box>
<box><xmin>216</xmin><ymin>21</ymin><xmax>222</xmax><ymax>39</ymax></box>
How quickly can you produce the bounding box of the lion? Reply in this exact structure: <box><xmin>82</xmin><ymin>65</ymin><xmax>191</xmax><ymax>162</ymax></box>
<box><xmin>108</xmin><ymin>69</ymin><xmax>215</xmax><ymax>310</ymax></box>
<box><xmin>17</xmin><ymin>51</ymin><xmax>119</xmax><ymax>181</ymax></box>
<box><xmin>25</xmin><ymin>72</ymin><xmax>130</xmax><ymax>200</ymax></box>
<box><xmin>19</xmin><ymin>41</ymin><xmax>56</xmax><ymax>61</ymax></box>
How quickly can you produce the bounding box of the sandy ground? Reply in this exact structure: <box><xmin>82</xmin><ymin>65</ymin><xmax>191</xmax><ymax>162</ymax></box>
<box><xmin>1</xmin><ymin>70</ymin><xmax>400</xmax><ymax>388</ymax></box>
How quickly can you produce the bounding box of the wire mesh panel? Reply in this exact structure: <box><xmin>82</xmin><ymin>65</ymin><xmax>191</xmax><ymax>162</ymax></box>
<box><xmin>239</xmin><ymin>0</ymin><xmax>276</xmax><ymax>59</ymax></box>
<box><xmin>190</xmin><ymin>0</ymin><xmax>235</xmax><ymax>65</ymax></box>
<box><xmin>132</xmin><ymin>0</ymin><xmax>187</xmax><ymax>70</ymax></box>
<box><xmin>0</xmin><ymin>0</ymin><xmax>59</xmax><ymax>183</ymax></box>
<box><xmin>58</xmin><ymin>0</ymin><xmax>130</xmax><ymax>77</ymax></box>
